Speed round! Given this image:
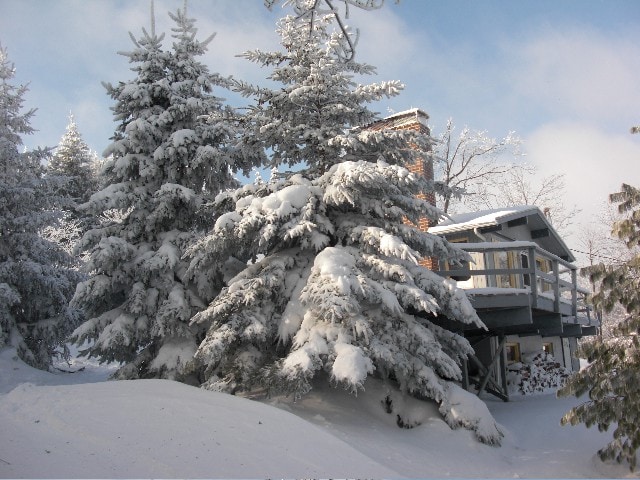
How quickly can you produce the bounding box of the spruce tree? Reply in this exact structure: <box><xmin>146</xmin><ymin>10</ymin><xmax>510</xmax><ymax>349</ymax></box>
<box><xmin>48</xmin><ymin>114</ymin><xmax>98</xmax><ymax>204</ymax></box>
<box><xmin>185</xmin><ymin>15</ymin><xmax>489</xmax><ymax>430</ymax></box>
<box><xmin>0</xmin><ymin>46</ymin><xmax>83</xmax><ymax>369</ymax></box>
<box><xmin>71</xmin><ymin>6</ymin><xmax>251</xmax><ymax>381</ymax></box>
<box><xmin>559</xmin><ymin>183</ymin><xmax>640</xmax><ymax>470</ymax></box>
<box><xmin>44</xmin><ymin>114</ymin><xmax>100</xmax><ymax>257</ymax></box>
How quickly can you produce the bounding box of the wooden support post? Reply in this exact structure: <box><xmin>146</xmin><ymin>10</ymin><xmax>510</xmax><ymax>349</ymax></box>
<box><xmin>477</xmin><ymin>336</ymin><xmax>506</xmax><ymax>399</ymax></box>
<box><xmin>553</xmin><ymin>260</ymin><xmax>560</xmax><ymax>313</ymax></box>
<box><xmin>498</xmin><ymin>333</ymin><xmax>509</xmax><ymax>402</ymax></box>
<box><xmin>462</xmin><ymin>358</ymin><xmax>469</xmax><ymax>391</ymax></box>
<box><xmin>468</xmin><ymin>354</ymin><xmax>509</xmax><ymax>402</ymax></box>
<box><xmin>571</xmin><ymin>268</ymin><xmax>577</xmax><ymax>318</ymax></box>
<box><xmin>529</xmin><ymin>246</ymin><xmax>538</xmax><ymax>308</ymax></box>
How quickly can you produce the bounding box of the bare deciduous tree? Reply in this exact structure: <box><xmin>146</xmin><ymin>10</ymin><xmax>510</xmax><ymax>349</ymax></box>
<box><xmin>471</xmin><ymin>168</ymin><xmax>580</xmax><ymax>235</ymax></box>
<box><xmin>433</xmin><ymin>118</ymin><xmax>523</xmax><ymax>214</ymax></box>
<box><xmin>576</xmin><ymin>202</ymin><xmax>640</xmax><ymax>338</ymax></box>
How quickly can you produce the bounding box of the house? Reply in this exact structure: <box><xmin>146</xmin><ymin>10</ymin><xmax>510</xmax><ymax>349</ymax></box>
<box><xmin>428</xmin><ymin>206</ymin><xmax>597</xmax><ymax>400</ymax></box>
<box><xmin>367</xmin><ymin>109</ymin><xmax>597</xmax><ymax>401</ymax></box>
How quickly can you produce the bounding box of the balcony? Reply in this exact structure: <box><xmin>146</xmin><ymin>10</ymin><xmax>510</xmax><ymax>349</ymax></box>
<box><xmin>434</xmin><ymin>241</ymin><xmax>596</xmax><ymax>337</ymax></box>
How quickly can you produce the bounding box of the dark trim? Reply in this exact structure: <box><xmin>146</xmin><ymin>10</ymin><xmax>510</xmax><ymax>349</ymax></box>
<box><xmin>581</xmin><ymin>325</ymin><xmax>598</xmax><ymax>336</ymax></box>
<box><xmin>507</xmin><ymin>217</ymin><xmax>528</xmax><ymax>227</ymax></box>
<box><xmin>531</xmin><ymin>228</ymin><xmax>550</xmax><ymax>239</ymax></box>
<box><xmin>560</xmin><ymin>324</ymin><xmax>583</xmax><ymax>337</ymax></box>
<box><xmin>480</xmin><ymin>225</ymin><xmax>503</xmax><ymax>233</ymax></box>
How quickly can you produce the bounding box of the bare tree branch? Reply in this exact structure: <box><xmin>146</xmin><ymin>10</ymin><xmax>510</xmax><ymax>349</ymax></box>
<box><xmin>433</xmin><ymin>119</ymin><xmax>523</xmax><ymax>214</ymax></box>
<box><xmin>265</xmin><ymin>0</ymin><xmax>398</xmax><ymax>61</ymax></box>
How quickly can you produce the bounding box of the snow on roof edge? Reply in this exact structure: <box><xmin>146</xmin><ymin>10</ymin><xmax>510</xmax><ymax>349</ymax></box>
<box><xmin>384</xmin><ymin>108</ymin><xmax>429</xmax><ymax>121</ymax></box>
<box><xmin>429</xmin><ymin>205</ymin><xmax>538</xmax><ymax>234</ymax></box>
<box><xmin>429</xmin><ymin>205</ymin><xmax>576</xmax><ymax>262</ymax></box>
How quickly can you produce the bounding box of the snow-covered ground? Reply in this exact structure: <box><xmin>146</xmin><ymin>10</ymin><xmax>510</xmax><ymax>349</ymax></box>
<box><xmin>0</xmin><ymin>347</ymin><xmax>636</xmax><ymax>478</ymax></box>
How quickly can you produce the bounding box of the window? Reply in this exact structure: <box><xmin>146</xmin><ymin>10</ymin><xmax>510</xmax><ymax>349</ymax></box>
<box><xmin>535</xmin><ymin>257</ymin><xmax>552</xmax><ymax>292</ymax></box>
<box><xmin>543</xmin><ymin>342</ymin><xmax>554</xmax><ymax>356</ymax></box>
<box><xmin>489</xmin><ymin>251</ymin><xmax>520</xmax><ymax>288</ymax></box>
<box><xmin>536</xmin><ymin>257</ymin><xmax>551</xmax><ymax>271</ymax></box>
<box><xmin>505</xmin><ymin>342</ymin><xmax>521</xmax><ymax>364</ymax></box>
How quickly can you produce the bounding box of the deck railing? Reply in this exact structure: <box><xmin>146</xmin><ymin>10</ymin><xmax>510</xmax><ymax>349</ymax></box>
<box><xmin>434</xmin><ymin>241</ymin><xmax>592</xmax><ymax>323</ymax></box>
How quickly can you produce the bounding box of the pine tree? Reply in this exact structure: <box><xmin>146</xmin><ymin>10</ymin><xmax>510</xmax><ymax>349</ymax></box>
<box><xmin>558</xmin><ymin>183</ymin><xmax>640</xmax><ymax>470</ymax></box>
<box><xmin>48</xmin><ymin>114</ymin><xmax>98</xmax><ymax>204</ymax></box>
<box><xmin>185</xmin><ymin>15</ymin><xmax>487</xmax><ymax>424</ymax></box>
<box><xmin>70</xmin><ymin>6</ymin><xmax>252</xmax><ymax>381</ymax></box>
<box><xmin>0</xmin><ymin>45</ymin><xmax>83</xmax><ymax>369</ymax></box>
<box><xmin>44</xmin><ymin>114</ymin><xmax>100</xmax><ymax>257</ymax></box>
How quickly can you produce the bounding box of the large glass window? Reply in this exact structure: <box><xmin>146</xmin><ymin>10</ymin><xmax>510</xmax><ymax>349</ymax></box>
<box><xmin>488</xmin><ymin>251</ymin><xmax>520</xmax><ymax>288</ymax></box>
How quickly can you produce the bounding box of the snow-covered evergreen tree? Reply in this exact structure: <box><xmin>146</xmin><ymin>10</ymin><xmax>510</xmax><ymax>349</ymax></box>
<box><xmin>44</xmin><ymin>114</ymin><xmax>100</xmax><ymax>257</ymax></box>
<box><xmin>185</xmin><ymin>15</ymin><xmax>487</xmax><ymax>423</ymax></box>
<box><xmin>48</xmin><ymin>114</ymin><xmax>98</xmax><ymax>204</ymax></box>
<box><xmin>559</xmin><ymin>183</ymin><xmax>640</xmax><ymax>471</ymax></box>
<box><xmin>70</xmin><ymin>6</ymin><xmax>253</xmax><ymax>381</ymax></box>
<box><xmin>0</xmin><ymin>45</ymin><xmax>83</xmax><ymax>369</ymax></box>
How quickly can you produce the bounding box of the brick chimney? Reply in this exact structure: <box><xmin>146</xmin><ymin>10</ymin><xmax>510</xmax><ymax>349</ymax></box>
<box><xmin>366</xmin><ymin>108</ymin><xmax>438</xmax><ymax>269</ymax></box>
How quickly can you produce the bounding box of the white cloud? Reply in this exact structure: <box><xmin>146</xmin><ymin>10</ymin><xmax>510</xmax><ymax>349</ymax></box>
<box><xmin>507</xmin><ymin>27</ymin><xmax>640</xmax><ymax>127</ymax></box>
<box><xmin>525</xmin><ymin>122</ymin><xmax>640</xmax><ymax>230</ymax></box>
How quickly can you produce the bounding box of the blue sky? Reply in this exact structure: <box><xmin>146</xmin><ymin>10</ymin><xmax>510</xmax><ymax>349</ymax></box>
<box><xmin>1</xmin><ymin>0</ymin><xmax>639</xmax><ymax>254</ymax></box>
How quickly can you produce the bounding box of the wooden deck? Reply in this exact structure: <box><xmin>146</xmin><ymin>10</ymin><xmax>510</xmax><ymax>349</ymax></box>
<box><xmin>434</xmin><ymin>241</ymin><xmax>597</xmax><ymax>336</ymax></box>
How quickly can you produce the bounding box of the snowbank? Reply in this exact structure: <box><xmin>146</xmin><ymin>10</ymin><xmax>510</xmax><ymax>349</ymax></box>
<box><xmin>0</xmin><ymin>348</ymin><xmax>635</xmax><ymax>478</ymax></box>
<box><xmin>0</xmin><ymin>349</ymin><xmax>396</xmax><ymax>478</ymax></box>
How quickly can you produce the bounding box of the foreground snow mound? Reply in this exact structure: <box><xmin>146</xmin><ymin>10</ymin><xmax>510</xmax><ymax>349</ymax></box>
<box><xmin>0</xmin><ymin>349</ymin><xmax>397</xmax><ymax>478</ymax></box>
<box><xmin>1</xmin><ymin>348</ymin><xmax>635</xmax><ymax>478</ymax></box>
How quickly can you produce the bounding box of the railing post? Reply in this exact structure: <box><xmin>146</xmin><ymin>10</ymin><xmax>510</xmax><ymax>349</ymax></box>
<box><xmin>553</xmin><ymin>259</ymin><xmax>560</xmax><ymax>313</ymax></box>
<box><xmin>571</xmin><ymin>268</ymin><xmax>577</xmax><ymax>318</ymax></box>
<box><xmin>528</xmin><ymin>246</ymin><xmax>537</xmax><ymax>308</ymax></box>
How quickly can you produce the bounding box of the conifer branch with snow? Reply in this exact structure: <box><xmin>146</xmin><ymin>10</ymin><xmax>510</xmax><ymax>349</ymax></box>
<box><xmin>184</xmin><ymin>13</ymin><xmax>500</xmax><ymax>444</ymax></box>
<box><xmin>559</xmin><ymin>183</ymin><xmax>640</xmax><ymax>471</ymax></box>
<box><xmin>0</xmin><ymin>46</ymin><xmax>83</xmax><ymax>369</ymax></box>
<box><xmin>70</xmin><ymin>6</ymin><xmax>259</xmax><ymax>381</ymax></box>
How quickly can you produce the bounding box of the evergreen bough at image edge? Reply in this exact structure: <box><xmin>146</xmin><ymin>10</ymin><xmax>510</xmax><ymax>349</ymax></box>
<box><xmin>0</xmin><ymin>46</ymin><xmax>83</xmax><ymax>369</ymax></box>
<box><xmin>70</xmin><ymin>6</ymin><xmax>256</xmax><ymax>382</ymax></box>
<box><xmin>185</xmin><ymin>14</ymin><xmax>502</xmax><ymax>444</ymax></box>
<box><xmin>559</xmin><ymin>183</ymin><xmax>640</xmax><ymax>470</ymax></box>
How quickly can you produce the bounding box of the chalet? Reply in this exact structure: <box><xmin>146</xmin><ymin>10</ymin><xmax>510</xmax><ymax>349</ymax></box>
<box><xmin>429</xmin><ymin>206</ymin><xmax>596</xmax><ymax>400</ymax></box>
<box><xmin>369</xmin><ymin>109</ymin><xmax>598</xmax><ymax>401</ymax></box>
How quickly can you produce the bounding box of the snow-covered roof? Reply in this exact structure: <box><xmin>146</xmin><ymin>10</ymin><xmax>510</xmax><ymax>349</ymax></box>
<box><xmin>429</xmin><ymin>205</ymin><xmax>576</xmax><ymax>262</ymax></box>
<box><xmin>429</xmin><ymin>205</ymin><xmax>539</xmax><ymax>235</ymax></box>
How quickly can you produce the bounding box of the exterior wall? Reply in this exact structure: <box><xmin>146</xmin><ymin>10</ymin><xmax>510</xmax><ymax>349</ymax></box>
<box><xmin>546</xmin><ymin>336</ymin><xmax>565</xmax><ymax>366</ymax></box>
<box><xmin>562</xmin><ymin>337</ymin><xmax>572</xmax><ymax>370</ymax></box>
<box><xmin>499</xmin><ymin>224</ymin><xmax>533</xmax><ymax>242</ymax></box>
<box><xmin>507</xmin><ymin>334</ymin><xmax>542</xmax><ymax>360</ymax></box>
<box><xmin>568</xmin><ymin>337</ymin><xmax>580</xmax><ymax>371</ymax></box>
<box><xmin>506</xmin><ymin>334</ymin><xmax>576</xmax><ymax>371</ymax></box>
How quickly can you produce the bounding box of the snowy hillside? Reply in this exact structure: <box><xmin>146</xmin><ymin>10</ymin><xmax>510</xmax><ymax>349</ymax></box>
<box><xmin>0</xmin><ymin>347</ymin><xmax>635</xmax><ymax>478</ymax></box>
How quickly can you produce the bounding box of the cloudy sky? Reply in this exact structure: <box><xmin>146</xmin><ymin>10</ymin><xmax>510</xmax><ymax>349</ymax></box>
<box><xmin>2</xmin><ymin>0</ymin><xmax>639</xmax><ymax>256</ymax></box>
